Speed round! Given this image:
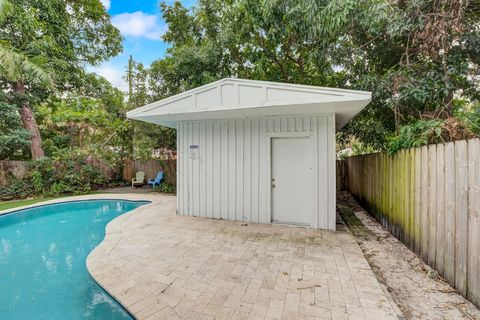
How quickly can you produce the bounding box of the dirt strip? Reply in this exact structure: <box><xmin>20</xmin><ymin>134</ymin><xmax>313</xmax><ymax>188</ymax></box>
<box><xmin>337</xmin><ymin>191</ymin><xmax>480</xmax><ymax>320</ymax></box>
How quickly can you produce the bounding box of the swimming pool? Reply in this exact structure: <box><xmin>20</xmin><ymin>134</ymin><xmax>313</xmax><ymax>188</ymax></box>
<box><xmin>0</xmin><ymin>199</ymin><xmax>149</xmax><ymax>320</ymax></box>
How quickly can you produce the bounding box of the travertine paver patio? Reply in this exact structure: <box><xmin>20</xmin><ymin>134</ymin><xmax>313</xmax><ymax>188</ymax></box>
<box><xmin>83</xmin><ymin>194</ymin><xmax>398</xmax><ymax>320</ymax></box>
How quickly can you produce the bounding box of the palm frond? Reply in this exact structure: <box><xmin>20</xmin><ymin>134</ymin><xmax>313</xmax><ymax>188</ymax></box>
<box><xmin>0</xmin><ymin>0</ymin><xmax>12</xmax><ymax>26</ymax></box>
<box><xmin>24</xmin><ymin>55</ymin><xmax>54</xmax><ymax>88</ymax></box>
<box><xmin>0</xmin><ymin>45</ymin><xmax>21</xmax><ymax>80</ymax></box>
<box><xmin>0</xmin><ymin>44</ymin><xmax>54</xmax><ymax>87</ymax></box>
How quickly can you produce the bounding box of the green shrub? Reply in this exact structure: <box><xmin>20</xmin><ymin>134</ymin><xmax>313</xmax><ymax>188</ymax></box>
<box><xmin>48</xmin><ymin>181</ymin><xmax>72</xmax><ymax>196</ymax></box>
<box><xmin>154</xmin><ymin>182</ymin><xmax>176</xmax><ymax>194</ymax></box>
<box><xmin>31</xmin><ymin>169</ymin><xmax>43</xmax><ymax>194</ymax></box>
<box><xmin>455</xmin><ymin>103</ymin><xmax>480</xmax><ymax>135</ymax></box>
<box><xmin>0</xmin><ymin>158</ymin><xmax>110</xmax><ymax>200</ymax></box>
<box><xmin>0</xmin><ymin>179</ymin><xmax>34</xmax><ymax>201</ymax></box>
<box><xmin>387</xmin><ymin>119</ymin><xmax>444</xmax><ymax>154</ymax></box>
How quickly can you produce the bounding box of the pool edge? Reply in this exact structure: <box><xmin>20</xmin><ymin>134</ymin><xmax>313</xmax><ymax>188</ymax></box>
<box><xmin>85</xmin><ymin>196</ymin><xmax>166</xmax><ymax>320</ymax></box>
<box><xmin>0</xmin><ymin>197</ymin><xmax>151</xmax><ymax>216</ymax></box>
<box><xmin>1</xmin><ymin>193</ymin><xmax>165</xmax><ymax>320</ymax></box>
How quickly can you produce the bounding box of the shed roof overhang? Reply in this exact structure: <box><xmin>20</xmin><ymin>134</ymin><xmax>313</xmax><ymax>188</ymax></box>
<box><xmin>126</xmin><ymin>78</ymin><xmax>372</xmax><ymax>130</ymax></box>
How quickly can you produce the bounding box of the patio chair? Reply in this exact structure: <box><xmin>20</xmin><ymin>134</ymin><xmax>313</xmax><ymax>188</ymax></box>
<box><xmin>131</xmin><ymin>171</ymin><xmax>145</xmax><ymax>188</ymax></box>
<box><xmin>147</xmin><ymin>171</ymin><xmax>164</xmax><ymax>188</ymax></box>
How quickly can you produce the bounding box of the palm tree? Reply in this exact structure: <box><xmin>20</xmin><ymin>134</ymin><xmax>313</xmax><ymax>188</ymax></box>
<box><xmin>0</xmin><ymin>0</ymin><xmax>54</xmax><ymax>159</ymax></box>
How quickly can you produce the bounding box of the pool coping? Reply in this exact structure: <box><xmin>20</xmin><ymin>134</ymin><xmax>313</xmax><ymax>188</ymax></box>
<box><xmin>0</xmin><ymin>193</ymin><xmax>165</xmax><ymax>320</ymax></box>
<box><xmin>0</xmin><ymin>198</ymin><xmax>151</xmax><ymax>216</ymax></box>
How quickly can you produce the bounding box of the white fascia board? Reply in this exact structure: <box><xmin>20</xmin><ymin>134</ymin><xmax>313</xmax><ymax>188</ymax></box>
<box><xmin>131</xmin><ymin>98</ymin><xmax>371</xmax><ymax>130</ymax></box>
<box><xmin>127</xmin><ymin>78</ymin><xmax>372</xmax><ymax>130</ymax></box>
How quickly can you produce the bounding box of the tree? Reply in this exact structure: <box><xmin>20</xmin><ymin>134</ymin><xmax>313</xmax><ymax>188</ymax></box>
<box><xmin>0</xmin><ymin>0</ymin><xmax>54</xmax><ymax>159</ymax></box>
<box><xmin>151</xmin><ymin>0</ymin><xmax>479</xmax><ymax>151</ymax></box>
<box><xmin>37</xmin><ymin>73</ymin><xmax>133</xmax><ymax>168</ymax></box>
<box><xmin>124</xmin><ymin>58</ymin><xmax>177</xmax><ymax>159</ymax></box>
<box><xmin>0</xmin><ymin>0</ymin><xmax>122</xmax><ymax>159</ymax></box>
<box><xmin>328</xmin><ymin>0</ymin><xmax>480</xmax><ymax>147</ymax></box>
<box><xmin>158</xmin><ymin>0</ymin><xmax>342</xmax><ymax>88</ymax></box>
<box><xmin>0</xmin><ymin>57</ymin><xmax>52</xmax><ymax>159</ymax></box>
<box><xmin>0</xmin><ymin>96</ymin><xmax>31</xmax><ymax>159</ymax></box>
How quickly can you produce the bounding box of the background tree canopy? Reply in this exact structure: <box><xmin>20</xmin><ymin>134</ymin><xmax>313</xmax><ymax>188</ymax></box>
<box><xmin>138</xmin><ymin>0</ymin><xmax>479</xmax><ymax>153</ymax></box>
<box><xmin>0</xmin><ymin>0</ymin><xmax>122</xmax><ymax>159</ymax></box>
<box><xmin>0</xmin><ymin>0</ymin><xmax>478</xmax><ymax>163</ymax></box>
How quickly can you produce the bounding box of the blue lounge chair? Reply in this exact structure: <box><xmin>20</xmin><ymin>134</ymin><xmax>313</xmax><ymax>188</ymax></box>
<box><xmin>148</xmin><ymin>171</ymin><xmax>164</xmax><ymax>187</ymax></box>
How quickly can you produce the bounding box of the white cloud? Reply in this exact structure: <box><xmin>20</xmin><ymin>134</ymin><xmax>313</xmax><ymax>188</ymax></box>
<box><xmin>111</xmin><ymin>11</ymin><xmax>165</xmax><ymax>41</ymax></box>
<box><xmin>100</xmin><ymin>0</ymin><xmax>110</xmax><ymax>10</ymax></box>
<box><xmin>89</xmin><ymin>64</ymin><xmax>128</xmax><ymax>92</ymax></box>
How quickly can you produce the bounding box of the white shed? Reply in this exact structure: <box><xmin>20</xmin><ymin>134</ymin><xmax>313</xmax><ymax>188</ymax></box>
<box><xmin>127</xmin><ymin>78</ymin><xmax>371</xmax><ymax>230</ymax></box>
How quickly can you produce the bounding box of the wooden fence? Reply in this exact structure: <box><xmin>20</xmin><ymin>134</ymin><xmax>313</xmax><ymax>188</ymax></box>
<box><xmin>342</xmin><ymin>138</ymin><xmax>480</xmax><ymax>306</ymax></box>
<box><xmin>0</xmin><ymin>161</ymin><xmax>30</xmax><ymax>187</ymax></box>
<box><xmin>0</xmin><ymin>159</ymin><xmax>177</xmax><ymax>187</ymax></box>
<box><xmin>123</xmin><ymin>160</ymin><xmax>176</xmax><ymax>185</ymax></box>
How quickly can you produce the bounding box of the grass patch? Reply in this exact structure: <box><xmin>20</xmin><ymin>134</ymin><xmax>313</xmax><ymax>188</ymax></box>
<box><xmin>337</xmin><ymin>203</ymin><xmax>375</xmax><ymax>239</ymax></box>
<box><xmin>0</xmin><ymin>197</ymin><xmax>65</xmax><ymax>212</ymax></box>
<box><xmin>0</xmin><ymin>191</ymin><xmax>108</xmax><ymax>212</ymax></box>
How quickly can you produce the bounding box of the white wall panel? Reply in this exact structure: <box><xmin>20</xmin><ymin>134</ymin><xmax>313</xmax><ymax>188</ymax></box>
<box><xmin>176</xmin><ymin>113</ymin><xmax>336</xmax><ymax>230</ymax></box>
<box><xmin>219</xmin><ymin>121</ymin><xmax>228</xmax><ymax>220</ymax></box>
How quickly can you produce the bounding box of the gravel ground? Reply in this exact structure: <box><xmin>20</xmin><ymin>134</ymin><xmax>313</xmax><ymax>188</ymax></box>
<box><xmin>337</xmin><ymin>191</ymin><xmax>480</xmax><ymax>320</ymax></box>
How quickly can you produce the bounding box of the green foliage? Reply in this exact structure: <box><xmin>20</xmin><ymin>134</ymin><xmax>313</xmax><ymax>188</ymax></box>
<box><xmin>455</xmin><ymin>102</ymin><xmax>480</xmax><ymax>135</ymax></box>
<box><xmin>0</xmin><ymin>45</ymin><xmax>54</xmax><ymax>87</ymax></box>
<box><xmin>29</xmin><ymin>158</ymin><xmax>108</xmax><ymax>194</ymax></box>
<box><xmin>1</xmin><ymin>0</ymin><xmax>478</xmax><ymax>163</ymax></box>
<box><xmin>387</xmin><ymin>120</ymin><xmax>444</xmax><ymax>154</ymax></box>
<box><xmin>35</xmin><ymin>72</ymin><xmax>133</xmax><ymax>166</ymax></box>
<box><xmin>149</xmin><ymin>0</ymin><xmax>479</xmax><ymax>151</ymax></box>
<box><xmin>154</xmin><ymin>182</ymin><xmax>176</xmax><ymax>194</ymax></box>
<box><xmin>0</xmin><ymin>158</ymin><xmax>109</xmax><ymax>200</ymax></box>
<box><xmin>0</xmin><ymin>96</ymin><xmax>31</xmax><ymax>159</ymax></box>
<box><xmin>337</xmin><ymin>0</ymin><xmax>479</xmax><ymax>148</ymax></box>
<box><xmin>0</xmin><ymin>0</ymin><xmax>54</xmax><ymax>86</ymax></box>
<box><xmin>31</xmin><ymin>169</ymin><xmax>43</xmax><ymax>194</ymax></box>
<box><xmin>0</xmin><ymin>180</ymin><xmax>33</xmax><ymax>200</ymax></box>
<box><xmin>1</xmin><ymin>0</ymin><xmax>122</xmax><ymax>90</ymax></box>
<box><xmin>126</xmin><ymin>59</ymin><xmax>177</xmax><ymax>158</ymax></box>
<box><xmin>0</xmin><ymin>0</ymin><xmax>123</xmax><ymax>160</ymax></box>
<box><xmin>148</xmin><ymin>0</ymin><xmax>471</xmax><ymax>152</ymax></box>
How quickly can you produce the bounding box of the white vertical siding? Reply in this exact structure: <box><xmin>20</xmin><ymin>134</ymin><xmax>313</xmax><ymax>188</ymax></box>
<box><xmin>219</xmin><ymin>121</ymin><xmax>228</xmax><ymax>219</ymax></box>
<box><xmin>327</xmin><ymin>114</ymin><xmax>337</xmax><ymax>230</ymax></box>
<box><xmin>176</xmin><ymin>114</ymin><xmax>336</xmax><ymax>230</ymax></box>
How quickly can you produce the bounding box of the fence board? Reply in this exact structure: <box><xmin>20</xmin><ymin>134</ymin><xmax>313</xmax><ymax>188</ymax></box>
<box><xmin>428</xmin><ymin>145</ymin><xmax>437</xmax><ymax>267</ymax></box>
<box><xmin>414</xmin><ymin>149</ymin><xmax>422</xmax><ymax>255</ymax></box>
<box><xmin>123</xmin><ymin>159</ymin><xmax>176</xmax><ymax>185</ymax></box>
<box><xmin>404</xmin><ymin>150</ymin><xmax>411</xmax><ymax>248</ymax></box>
<box><xmin>409</xmin><ymin>149</ymin><xmax>416</xmax><ymax>252</ymax></box>
<box><xmin>468</xmin><ymin>139</ymin><xmax>480</xmax><ymax>305</ymax></box>
<box><xmin>340</xmin><ymin>138</ymin><xmax>480</xmax><ymax>308</ymax></box>
<box><xmin>435</xmin><ymin>143</ymin><xmax>445</xmax><ymax>276</ymax></box>
<box><xmin>420</xmin><ymin>146</ymin><xmax>429</xmax><ymax>262</ymax></box>
<box><xmin>455</xmin><ymin>140</ymin><xmax>468</xmax><ymax>296</ymax></box>
<box><xmin>444</xmin><ymin>142</ymin><xmax>456</xmax><ymax>285</ymax></box>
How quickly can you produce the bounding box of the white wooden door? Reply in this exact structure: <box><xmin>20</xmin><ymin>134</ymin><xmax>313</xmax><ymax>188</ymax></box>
<box><xmin>271</xmin><ymin>137</ymin><xmax>312</xmax><ymax>226</ymax></box>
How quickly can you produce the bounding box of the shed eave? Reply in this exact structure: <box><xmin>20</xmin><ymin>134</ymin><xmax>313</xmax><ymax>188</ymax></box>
<box><xmin>129</xmin><ymin>98</ymin><xmax>371</xmax><ymax>130</ymax></box>
<box><xmin>126</xmin><ymin>78</ymin><xmax>372</xmax><ymax>130</ymax></box>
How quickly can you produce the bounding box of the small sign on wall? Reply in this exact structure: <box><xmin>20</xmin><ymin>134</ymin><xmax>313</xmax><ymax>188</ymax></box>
<box><xmin>189</xmin><ymin>144</ymin><xmax>199</xmax><ymax>159</ymax></box>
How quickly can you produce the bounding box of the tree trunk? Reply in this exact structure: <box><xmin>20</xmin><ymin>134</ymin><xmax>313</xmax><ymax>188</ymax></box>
<box><xmin>13</xmin><ymin>81</ymin><xmax>45</xmax><ymax>160</ymax></box>
<box><xmin>444</xmin><ymin>89</ymin><xmax>454</xmax><ymax>116</ymax></box>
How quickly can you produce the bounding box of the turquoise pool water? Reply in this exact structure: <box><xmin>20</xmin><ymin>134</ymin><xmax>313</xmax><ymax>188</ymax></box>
<box><xmin>0</xmin><ymin>200</ymin><xmax>149</xmax><ymax>320</ymax></box>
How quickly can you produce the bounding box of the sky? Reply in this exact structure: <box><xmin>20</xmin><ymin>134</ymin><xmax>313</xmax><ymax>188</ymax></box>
<box><xmin>89</xmin><ymin>0</ymin><xmax>197</xmax><ymax>91</ymax></box>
